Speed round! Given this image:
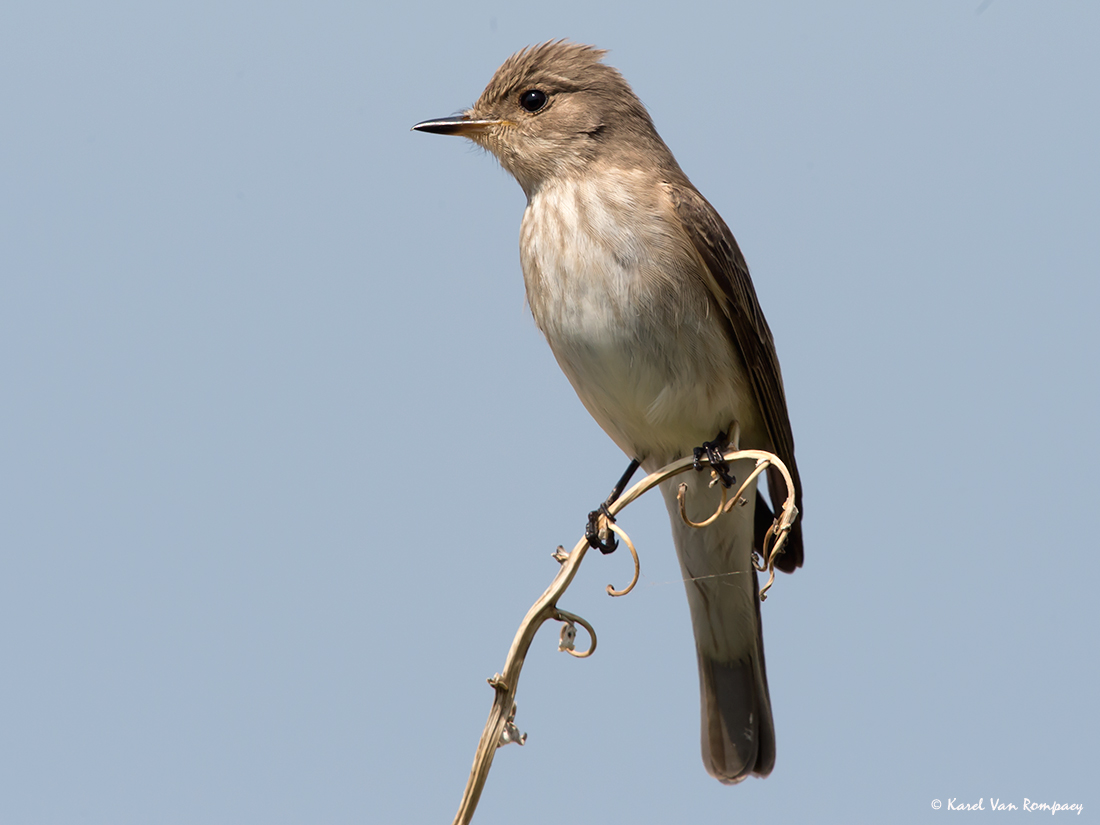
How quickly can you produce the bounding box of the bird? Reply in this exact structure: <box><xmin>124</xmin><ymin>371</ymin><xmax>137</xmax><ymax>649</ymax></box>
<box><xmin>413</xmin><ymin>41</ymin><xmax>803</xmax><ymax>784</ymax></box>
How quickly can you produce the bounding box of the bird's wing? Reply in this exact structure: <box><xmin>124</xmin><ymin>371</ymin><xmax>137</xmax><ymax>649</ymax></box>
<box><xmin>667</xmin><ymin>182</ymin><xmax>803</xmax><ymax>572</ymax></box>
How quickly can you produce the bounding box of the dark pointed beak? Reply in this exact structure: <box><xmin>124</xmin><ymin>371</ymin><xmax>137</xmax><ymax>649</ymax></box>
<box><xmin>411</xmin><ymin>115</ymin><xmax>503</xmax><ymax>136</ymax></box>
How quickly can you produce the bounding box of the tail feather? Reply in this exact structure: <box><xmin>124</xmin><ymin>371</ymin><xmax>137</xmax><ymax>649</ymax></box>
<box><xmin>697</xmin><ymin>568</ymin><xmax>775</xmax><ymax>783</ymax></box>
<box><xmin>661</xmin><ymin>472</ymin><xmax>776</xmax><ymax>783</ymax></box>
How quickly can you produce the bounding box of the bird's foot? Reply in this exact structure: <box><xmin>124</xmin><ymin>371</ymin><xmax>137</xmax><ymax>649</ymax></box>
<box><xmin>693</xmin><ymin>431</ymin><xmax>736</xmax><ymax>488</ymax></box>
<box><xmin>585</xmin><ymin>503</ymin><xmax>618</xmax><ymax>555</ymax></box>
<box><xmin>584</xmin><ymin>458</ymin><xmax>640</xmax><ymax>555</ymax></box>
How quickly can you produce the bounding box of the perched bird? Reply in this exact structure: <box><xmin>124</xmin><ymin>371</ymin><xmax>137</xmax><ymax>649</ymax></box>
<box><xmin>414</xmin><ymin>41</ymin><xmax>803</xmax><ymax>784</ymax></box>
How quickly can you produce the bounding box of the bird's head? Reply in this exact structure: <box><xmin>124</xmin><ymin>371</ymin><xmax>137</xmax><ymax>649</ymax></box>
<box><xmin>413</xmin><ymin>41</ymin><xmax>669</xmax><ymax>197</ymax></box>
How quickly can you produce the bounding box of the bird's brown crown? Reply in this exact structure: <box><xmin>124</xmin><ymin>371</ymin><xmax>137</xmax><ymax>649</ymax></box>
<box><xmin>462</xmin><ymin>41</ymin><xmax>676</xmax><ymax>196</ymax></box>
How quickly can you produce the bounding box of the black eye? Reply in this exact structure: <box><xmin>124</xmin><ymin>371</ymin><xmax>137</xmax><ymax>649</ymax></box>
<box><xmin>519</xmin><ymin>89</ymin><xmax>548</xmax><ymax>113</ymax></box>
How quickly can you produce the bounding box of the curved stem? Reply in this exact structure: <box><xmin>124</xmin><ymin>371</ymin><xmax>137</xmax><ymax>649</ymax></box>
<box><xmin>451</xmin><ymin>446</ymin><xmax>798</xmax><ymax>825</ymax></box>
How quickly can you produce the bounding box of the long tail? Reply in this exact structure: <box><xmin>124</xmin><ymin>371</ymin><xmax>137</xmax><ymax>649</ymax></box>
<box><xmin>695</xmin><ymin>564</ymin><xmax>775</xmax><ymax>783</ymax></box>
<box><xmin>661</xmin><ymin>473</ymin><xmax>776</xmax><ymax>783</ymax></box>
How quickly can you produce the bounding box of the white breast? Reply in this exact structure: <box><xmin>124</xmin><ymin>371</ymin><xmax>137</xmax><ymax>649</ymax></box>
<box><xmin>518</xmin><ymin>173</ymin><xmax>751</xmax><ymax>466</ymax></box>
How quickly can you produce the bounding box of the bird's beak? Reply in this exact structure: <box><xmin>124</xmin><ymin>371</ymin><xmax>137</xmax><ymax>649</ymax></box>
<box><xmin>411</xmin><ymin>115</ymin><xmax>503</xmax><ymax>136</ymax></box>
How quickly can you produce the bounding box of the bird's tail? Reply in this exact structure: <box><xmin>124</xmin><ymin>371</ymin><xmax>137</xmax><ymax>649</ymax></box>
<box><xmin>695</xmin><ymin>566</ymin><xmax>775</xmax><ymax>784</ymax></box>
<box><xmin>661</xmin><ymin>473</ymin><xmax>776</xmax><ymax>784</ymax></box>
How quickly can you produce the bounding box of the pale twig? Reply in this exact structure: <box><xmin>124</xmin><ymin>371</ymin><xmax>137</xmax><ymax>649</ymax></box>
<box><xmin>450</xmin><ymin>446</ymin><xmax>798</xmax><ymax>825</ymax></box>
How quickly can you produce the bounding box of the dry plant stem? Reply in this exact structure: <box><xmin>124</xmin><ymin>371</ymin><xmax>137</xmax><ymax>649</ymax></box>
<box><xmin>450</xmin><ymin>534</ymin><xmax>594</xmax><ymax>825</ymax></box>
<box><xmin>451</xmin><ymin>447</ymin><xmax>797</xmax><ymax>825</ymax></box>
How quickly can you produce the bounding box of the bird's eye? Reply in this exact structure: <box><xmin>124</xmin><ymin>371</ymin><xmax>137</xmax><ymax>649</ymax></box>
<box><xmin>519</xmin><ymin>90</ymin><xmax>548</xmax><ymax>113</ymax></box>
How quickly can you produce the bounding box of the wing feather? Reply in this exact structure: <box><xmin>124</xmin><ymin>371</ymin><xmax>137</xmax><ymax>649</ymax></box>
<box><xmin>667</xmin><ymin>183</ymin><xmax>804</xmax><ymax>572</ymax></box>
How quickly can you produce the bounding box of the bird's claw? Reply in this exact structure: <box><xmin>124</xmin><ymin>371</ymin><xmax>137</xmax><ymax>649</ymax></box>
<box><xmin>693</xmin><ymin>434</ymin><xmax>736</xmax><ymax>488</ymax></box>
<box><xmin>585</xmin><ymin>503</ymin><xmax>618</xmax><ymax>554</ymax></box>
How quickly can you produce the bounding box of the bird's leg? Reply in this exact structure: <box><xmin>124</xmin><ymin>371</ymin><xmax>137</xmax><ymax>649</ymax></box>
<box><xmin>693</xmin><ymin>430</ymin><xmax>736</xmax><ymax>488</ymax></box>
<box><xmin>585</xmin><ymin>458</ymin><xmax>641</xmax><ymax>555</ymax></box>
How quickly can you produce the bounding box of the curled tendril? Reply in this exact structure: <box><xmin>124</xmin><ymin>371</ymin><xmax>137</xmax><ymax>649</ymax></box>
<box><xmin>677</xmin><ymin>480</ymin><xmax>728</xmax><ymax>527</ymax></box>
<box><xmin>604</xmin><ymin>521</ymin><xmax>640</xmax><ymax>597</ymax></box>
<box><xmin>756</xmin><ymin>517</ymin><xmax>794</xmax><ymax>601</ymax></box>
<box><xmin>675</xmin><ymin>455</ymin><xmax>797</xmax><ymax>603</ymax></box>
<box><xmin>553</xmin><ymin>609</ymin><xmax>597</xmax><ymax>658</ymax></box>
<box><xmin>678</xmin><ymin>456</ymin><xmax>773</xmax><ymax>528</ymax></box>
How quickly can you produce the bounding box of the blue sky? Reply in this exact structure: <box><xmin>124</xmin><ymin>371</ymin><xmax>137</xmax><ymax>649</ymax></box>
<box><xmin>2</xmin><ymin>3</ymin><xmax>1097</xmax><ymax>823</ymax></box>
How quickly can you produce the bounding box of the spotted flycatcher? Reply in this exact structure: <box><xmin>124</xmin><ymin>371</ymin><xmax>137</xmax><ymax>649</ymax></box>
<box><xmin>414</xmin><ymin>42</ymin><xmax>803</xmax><ymax>784</ymax></box>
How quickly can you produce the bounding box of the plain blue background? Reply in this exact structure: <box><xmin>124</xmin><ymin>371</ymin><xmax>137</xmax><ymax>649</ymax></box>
<box><xmin>2</xmin><ymin>2</ymin><xmax>1097</xmax><ymax>823</ymax></box>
